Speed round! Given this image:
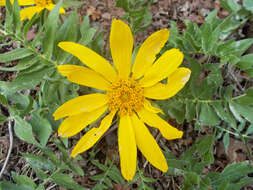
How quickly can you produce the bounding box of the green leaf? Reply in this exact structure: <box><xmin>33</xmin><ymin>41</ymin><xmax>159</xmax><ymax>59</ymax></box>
<box><xmin>196</xmin><ymin>135</ymin><xmax>214</xmax><ymax>157</ymax></box>
<box><xmin>33</xmin><ymin>167</ymin><xmax>48</xmax><ymax>181</ymax></box>
<box><xmin>227</xmin><ymin>177</ymin><xmax>253</xmax><ymax>190</ymax></box>
<box><xmin>22</xmin><ymin>95</ymin><xmax>34</xmax><ymax>117</ymax></box>
<box><xmin>220</xmin><ymin>39</ymin><xmax>253</xmax><ymax>57</ymax></box>
<box><xmin>228</xmin><ymin>102</ymin><xmax>244</xmax><ymax>122</ymax></box>
<box><xmin>115</xmin><ymin>0</ymin><xmax>129</xmax><ymax>11</ymax></box>
<box><xmin>220</xmin><ymin>0</ymin><xmax>241</xmax><ymax>12</ymax></box>
<box><xmin>5</xmin><ymin>0</ymin><xmax>13</xmax><ymax>32</ymax></box>
<box><xmin>0</xmin><ymin>181</ymin><xmax>34</xmax><ymax>190</ymax></box>
<box><xmin>107</xmin><ymin>165</ymin><xmax>125</xmax><ymax>184</ymax></box>
<box><xmin>211</xmin><ymin>102</ymin><xmax>236</xmax><ymax>128</ymax></box>
<box><xmin>207</xmin><ymin>161</ymin><xmax>253</xmax><ymax>189</ymax></box>
<box><xmin>227</xmin><ymin>0</ymin><xmax>241</xmax><ymax>12</ymax></box>
<box><xmin>0</xmin><ymin>94</ymin><xmax>8</xmax><ymax>105</ymax></box>
<box><xmin>236</xmin><ymin>53</ymin><xmax>253</xmax><ymax>70</ymax></box>
<box><xmin>13</xmin><ymin>0</ymin><xmax>21</xmax><ymax>35</ymax></box>
<box><xmin>55</xmin><ymin>11</ymin><xmax>78</xmax><ymax>63</ymax></box>
<box><xmin>229</xmin><ymin>101</ymin><xmax>253</xmax><ymax>123</ymax></box>
<box><xmin>0</xmin><ymin>56</ymin><xmax>39</xmax><ymax>71</ymax></box>
<box><xmin>24</xmin><ymin>14</ymin><xmax>38</xmax><ymax>38</ymax></box>
<box><xmin>199</xmin><ymin>103</ymin><xmax>220</xmax><ymax>126</ymax></box>
<box><xmin>11</xmin><ymin>172</ymin><xmax>36</xmax><ymax>189</ymax></box>
<box><xmin>223</xmin><ymin>132</ymin><xmax>230</xmax><ymax>153</ymax></box>
<box><xmin>91</xmin><ymin>160</ymin><xmax>107</xmax><ymax>171</ymax></box>
<box><xmin>80</xmin><ymin>16</ymin><xmax>98</xmax><ymax>46</ymax></box>
<box><xmin>162</xmin><ymin>99</ymin><xmax>185</xmax><ymax>123</ymax></box>
<box><xmin>0</xmin><ymin>114</ymin><xmax>8</xmax><ymax>124</ymax></box>
<box><xmin>90</xmin><ymin>30</ymin><xmax>105</xmax><ymax>55</ymax></box>
<box><xmin>245</xmin><ymin>124</ymin><xmax>253</xmax><ymax>135</ymax></box>
<box><xmin>29</xmin><ymin>111</ymin><xmax>52</xmax><ymax>147</ymax></box>
<box><xmin>244</xmin><ymin>68</ymin><xmax>253</xmax><ymax>77</ymax></box>
<box><xmin>13</xmin><ymin>115</ymin><xmax>39</xmax><ymax>145</ymax></box>
<box><xmin>41</xmin><ymin>148</ymin><xmax>61</xmax><ymax>166</ymax></box>
<box><xmin>205</xmin><ymin>9</ymin><xmax>219</xmax><ymax>25</ymax></box>
<box><xmin>23</xmin><ymin>154</ymin><xmax>56</xmax><ymax>172</ymax></box>
<box><xmin>5</xmin><ymin>93</ymin><xmax>30</xmax><ymax>116</ymax></box>
<box><xmin>62</xmin><ymin>0</ymin><xmax>84</xmax><ymax>8</ymax></box>
<box><xmin>243</xmin><ymin>0</ymin><xmax>253</xmax><ymax>12</ymax></box>
<box><xmin>51</xmin><ymin>173</ymin><xmax>86</xmax><ymax>190</ymax></box>
<box><xmin>220</xmin><ymin>161</ymin><xmax>253</xmax><ymax>182</ymax></box>
<box><xmin>0</xmin><ymin>48</ymin><xmax>34</xmax><ymax>62</ymax></box>
<box><xmin>68</xmin><ymin>164</ymin><xmax>84</xmax><ymax>176</ymax></box>
<box><xmin>200</xmin><ymin>23</ymin><xmax>212</xmax><ymax>53</ymax></box>
<box><xmin>36</xmin><ymin>184</ymin><xmax>45</xmax><ymax>190</ymax></box>
<box><xmin>1</xmin><ymin>65</ymin><xmax>55</xmax><ymax>93</ymax></box>
<box><xmin>217</xmin><ymin>181</ymin><xmax>229</xmax><ymax>190</ymax></box>
<box><xmin>184</xmin><ymin>172</ymin><xmax>201</xmax><ymax>187</ymax></box>
<box><xmin>42</xmin><ymin>0</ymin><xmax>62</xmax><ymax>58</ymax></box>
<box><xmin>92</xmin><ymin>183</ymin><xmax>107</xmax><ymax>190</ymax></box>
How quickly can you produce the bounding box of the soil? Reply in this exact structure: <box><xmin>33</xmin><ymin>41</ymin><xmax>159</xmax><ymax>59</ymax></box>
<box><xmin>1</xmin><ymin>0</ymin><xmax>253</xmax><ymax>189</ymax></box>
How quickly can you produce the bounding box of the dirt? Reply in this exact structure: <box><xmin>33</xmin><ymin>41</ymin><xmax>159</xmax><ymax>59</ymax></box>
<box><xmin>1</xmin><ymin>0</ymin><xmax>253</xmax><ymax>189</ymax></box>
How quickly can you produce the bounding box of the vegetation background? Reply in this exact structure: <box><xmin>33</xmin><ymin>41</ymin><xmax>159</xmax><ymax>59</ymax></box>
<box><xmin>1</xmin><ymin>0</ymin><xmax>253</xmax><ymax>189</ymax></box>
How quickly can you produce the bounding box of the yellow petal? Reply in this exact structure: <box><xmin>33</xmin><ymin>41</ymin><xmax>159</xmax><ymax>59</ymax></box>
<box><xmin>58</xmin><ymin>42</ymin><xmax>117</xmax><ymax>82</ymax></box>
<box><xmin>144</xmin><ymin>67</ymin><xmax>191</xmax><ymax>100</ymax></box>
<box><xmin>132</xmin><ymin>29</ymin><xmax>170</xmax><ymax>79</ymax></box>
<box><xmin>19</xmin><ymin>0</ymin><xmax>35</xmax><ymax>5</ymax></box>
<box><xmin>45</xmin><ymin>3</ymin><xmax>65</xmax><ymax>14</ymax></box>
<box><xmin>139</xmin><ymin>49</ymin><xmax>184</xmax><ymax>87</ymax></box>
<box><xmin>53</xmin><ymin>93</ymin><xmax>108</xmax><ymax>120</ymax></box>
<box><xmin>131</xmin><ymin>114</ymin><xmax>168</xmax><ymax>172</ymax></box>
<box><xmin>57</xmin><ymin>65</ymin><xmax>110</xmax><ymax>90</ymax></box>
<box><xmin>144</xmin><ymin>99</ymin><xmax>164</xmax><ymax>114</ymax></box>
<box><xmin>58</xmin><ymin>106</ymin><xmax>108</xmax><ymax>138</ymax></box>
<box><xmin>70</xmin><ymin>111</ymin><xmax>116</xmax><ymax>157</ymax></box>
<box><xmin>0</xmin><ymin>0</ymin><xmax>35</xmax><ymax>5</ymax></box>
<box><xmin>118</xmin><ymin>115</ymin><xmax>137</xmax><ymax>181</ymax></box>
<box><xmin>137</xmin><ymin>108</ymin><xmax>183</xmax><ymax>140</ymax></box>
<box><xmin>20</xmin><ymin>6</ymin><xmax>43</xmax><ymax>20</ymax></box>
<box><xmin>110</xmin><ymin>19</ymin><xmax>133</xmax><ymax>78</ymax></box>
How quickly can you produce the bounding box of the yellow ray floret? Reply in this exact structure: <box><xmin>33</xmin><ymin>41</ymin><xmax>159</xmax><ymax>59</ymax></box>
<box><xmin>54</xmin><ymin>19</ymin><xmax>191</xmax><ymax>181</ymax></box>
<box><xmin>0</xmin><ymin>0</ymin><xmax>65</xmax><ymax>20</ymax></box>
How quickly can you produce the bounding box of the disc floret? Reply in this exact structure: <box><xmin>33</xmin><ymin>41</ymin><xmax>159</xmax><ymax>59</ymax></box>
<box><xmin>107</xmin><ymin>78</ymin><xmax>144</xmax><ymax>116</ymax></box>
<box><xmin>35</xmin><ymin>0</ymin><xmax>51</xmax><ymax>7</ymax></box>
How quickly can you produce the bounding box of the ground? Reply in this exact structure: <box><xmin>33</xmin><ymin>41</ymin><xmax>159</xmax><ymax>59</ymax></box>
<box><xmin>1</xmin><ymin>0</ymin><xmax>253</xmax><ymax>189</ymax></box>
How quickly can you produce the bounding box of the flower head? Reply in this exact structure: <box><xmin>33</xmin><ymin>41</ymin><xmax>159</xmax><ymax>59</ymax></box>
<box><xmin>0</xmin><ymin>0</ymin><xmax>65</xmax><ymax>20</ymax></box>
<box><xmin>53</xmin><ymin>19</ymin><xmax>191</xmax><ymax>181</ymax></box>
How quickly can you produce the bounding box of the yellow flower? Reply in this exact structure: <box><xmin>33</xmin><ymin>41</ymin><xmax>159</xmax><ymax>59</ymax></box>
<box><xmin>0</xmin><ymin>0</ymin><xmax>65</xmax><ymax>20</ymax></box>
<box><xmin>53</xmin><ymin>19</ymin><xmax>191</xmax><ymax>181</ymax></box>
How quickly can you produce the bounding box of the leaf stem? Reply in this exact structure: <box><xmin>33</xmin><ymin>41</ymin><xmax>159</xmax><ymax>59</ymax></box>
<box><xmin>215</xmin><ymin>125</ymin><xmax>253</xmax><ymax>140</ymax></box>
<box><xmin>173</xmin><ymin>93</ymin><xmax>246</xmax><ymax>104</ymax></box>
<box><xmin>0</xmin><ymin>27</ymin><xmax>58</xmax><ymax>67</ymax></box>
<box><xmin>41</xmin><ymin>167</ymin><xmax>62</xmax><ymax>186</ymax></box>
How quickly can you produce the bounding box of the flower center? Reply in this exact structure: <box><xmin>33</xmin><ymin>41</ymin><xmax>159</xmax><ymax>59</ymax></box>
<box><xmin>35</xmin><ymin>0</ymin><xmax>51</xmax><ymax>7</ymax></box>
<box><xmin>107</xmin><ymin>78</ymin><xmax>144</xmax><ymax>116</ymax></box>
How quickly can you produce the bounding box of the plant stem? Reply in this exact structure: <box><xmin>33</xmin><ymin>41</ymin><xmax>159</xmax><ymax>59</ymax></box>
<box><xmin>0</xmin><ymin>27</ymin><xmax>58</xmax><ymax>67</ymax></box>
<box><xmin>0</xmin><ymin>120</ymin><xmax>14</xmax><ymax>179</ymax></box>
<box><xmin>41</xmin><ymin>167</ymin><xmax>62</xmax><ymax>186</ymax></box>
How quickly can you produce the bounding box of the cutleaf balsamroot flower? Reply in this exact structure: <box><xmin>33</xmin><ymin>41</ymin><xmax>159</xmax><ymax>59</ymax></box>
<box><xmin>0</xmin><ymin>0</ymin><xmax>65</xmax><ymax>20</ymax></box>
<box><xmin>53</xmin><ymin>19</ymin><xmax>191</xmax><ymax>181</ymax></box>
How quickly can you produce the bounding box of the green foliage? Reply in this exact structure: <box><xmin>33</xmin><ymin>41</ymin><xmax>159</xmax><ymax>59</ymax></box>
<box><xmin>159</xmin><ymin>6</ymin><xmax>253</xmax><ymax>150</ymax></box>
<box><xmin>164</xmin><ymin>136</ymin><xmax>253</xmax><ymax>190</ymax></box>
<box><xmin>115</xmin><ymin>0</ymin><xmax>152</xmax><ymax>34</ymax></box>
<box><xmin>128</xmin><ymin>167</ymin><xmax>156</xmax><ymax>190</ymax></box>
<box><xmin>1</xmin><ymin>0</ymin><xmax>253</xmax><ymax>189</ymax></box>
<box><xmin>90</xmin><ymin>158</ymin><xmax>125</xmax><ymax>189</ymax></box>
<box><xmin>0</xmin><ymin>0</ymin><xmax>104</xmax><ymax>189</ymax></box>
